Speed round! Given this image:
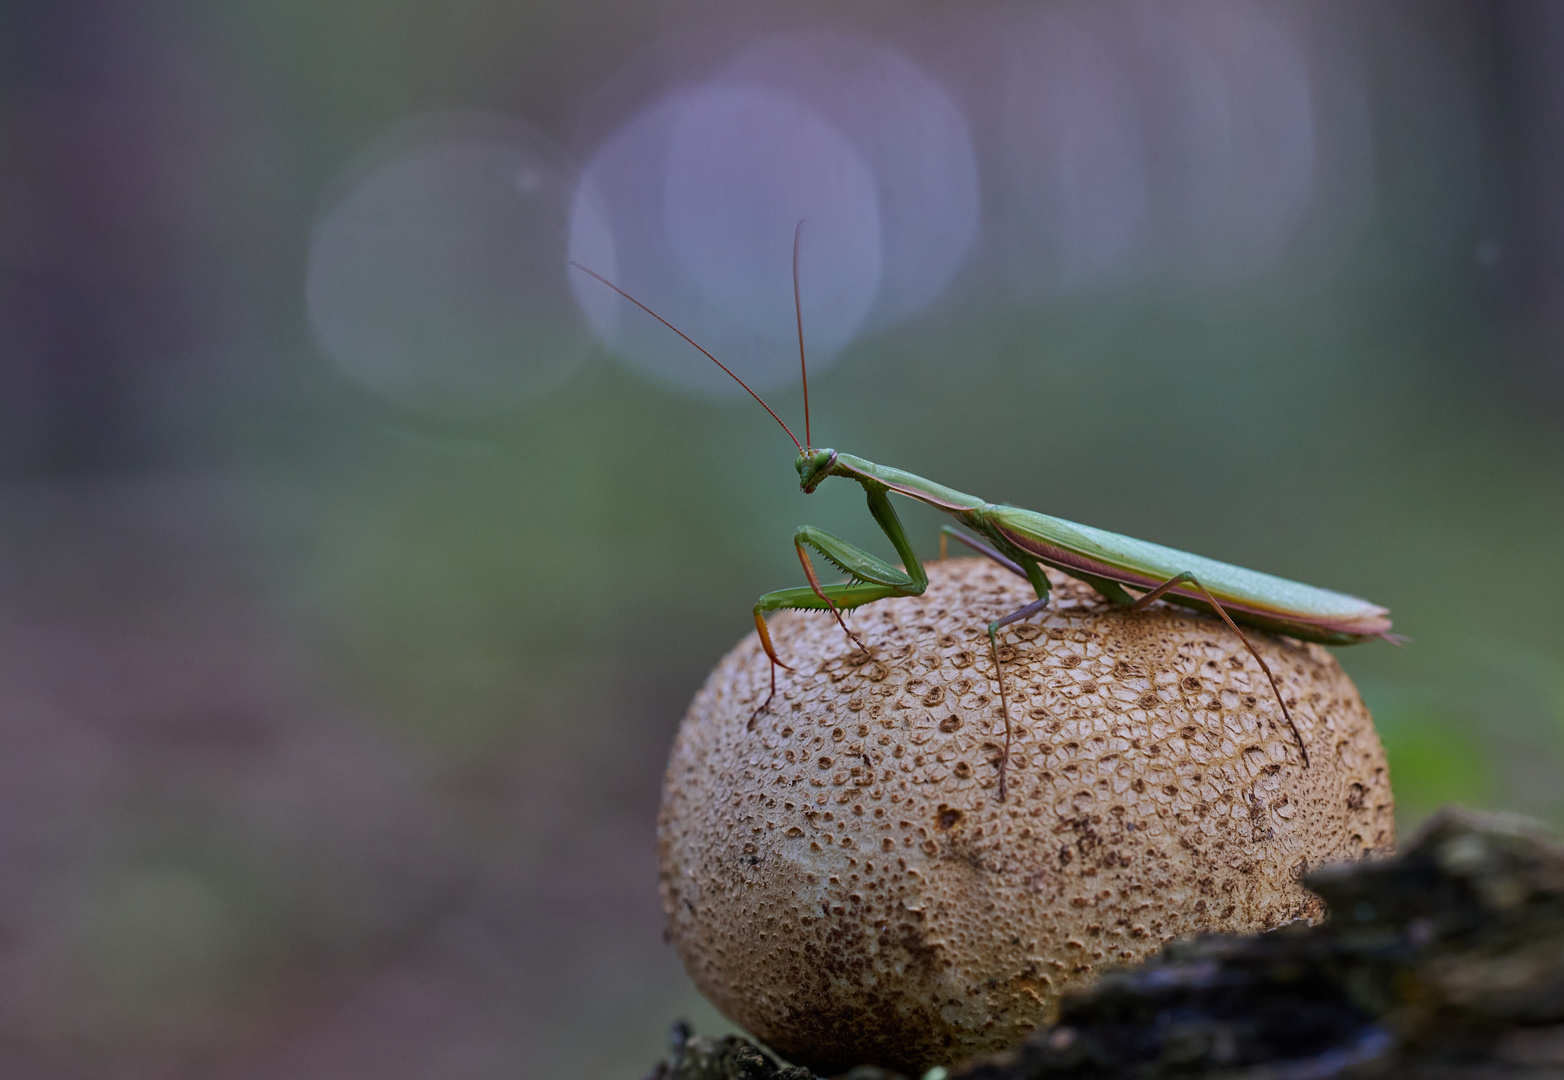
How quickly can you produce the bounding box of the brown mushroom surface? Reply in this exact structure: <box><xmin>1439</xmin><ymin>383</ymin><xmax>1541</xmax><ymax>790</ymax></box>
<box><xmin>659</xmin><ymin>558</ymin><xmax>1393</xmax><ymax>1077</ymax></box>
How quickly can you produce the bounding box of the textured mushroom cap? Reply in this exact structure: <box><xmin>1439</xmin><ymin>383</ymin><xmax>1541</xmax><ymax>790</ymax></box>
<box><xmin>659</xmin><ymin>558</ymin><xmax>1393</xmax><ymax>1077</ymax></box>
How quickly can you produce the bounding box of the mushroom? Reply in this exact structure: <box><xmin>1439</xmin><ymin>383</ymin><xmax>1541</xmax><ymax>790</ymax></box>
<box><xmin>659</xmin><ymin>558</ymin><xmax>1394</xmax><ymax>1076</ymax></box>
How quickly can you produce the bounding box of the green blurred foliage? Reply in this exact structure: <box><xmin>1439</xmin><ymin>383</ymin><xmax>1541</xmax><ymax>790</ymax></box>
<box><xmin>1364</xmin><ymin>688</ymin><xmax>1493</xmax><ymax>824</ymax></box>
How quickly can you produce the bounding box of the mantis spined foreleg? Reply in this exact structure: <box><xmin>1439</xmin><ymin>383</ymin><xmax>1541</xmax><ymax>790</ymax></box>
<box><xmin>757</xmin><ymin>491</ymin><xmax>1051</xmax><ymax>802</ymax></box>
<box><xmin>749</xmin><ymin>484</ymin><xmax>929</xmax><ymax>723</ymax></box>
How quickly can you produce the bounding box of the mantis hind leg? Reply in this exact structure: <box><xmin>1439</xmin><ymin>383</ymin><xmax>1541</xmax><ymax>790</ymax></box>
<box><xmin>1131</xmin><ymin>571</ymin><xmax>1309</xmax><ymax>767</ymax></box>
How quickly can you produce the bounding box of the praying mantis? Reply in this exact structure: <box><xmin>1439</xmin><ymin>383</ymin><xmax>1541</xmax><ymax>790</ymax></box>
<box><xmin>572</xmin><ymin>228</ymin><xmax>1395</xmax><ymax>800</ymax></box>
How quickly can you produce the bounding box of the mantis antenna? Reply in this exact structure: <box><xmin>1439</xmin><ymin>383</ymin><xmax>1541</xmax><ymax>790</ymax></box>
<box><xmin>793</xmin><ymin>221</ymin><xmax>810</xmax><ymax>453</ymax></box>
<box><xmin>569</xmin><ymin>262</ymin><xmax>804</xmax><ymax>453</ymax></box>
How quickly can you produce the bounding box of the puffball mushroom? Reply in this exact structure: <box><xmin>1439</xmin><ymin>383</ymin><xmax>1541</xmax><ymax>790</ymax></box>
<box><xmin>658</xmin><ymin>558</ymin><xmax>1394</xmax><ymax>1077</ymax></box>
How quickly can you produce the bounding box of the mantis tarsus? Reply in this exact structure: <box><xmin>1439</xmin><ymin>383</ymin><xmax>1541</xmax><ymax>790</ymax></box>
<box><xmin>572</xmin><ymin>230</ymin><xmax>1395</xmax><ymax>801</ymax></box>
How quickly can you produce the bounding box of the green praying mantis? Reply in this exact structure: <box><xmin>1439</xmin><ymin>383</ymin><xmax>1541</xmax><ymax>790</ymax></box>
<box><xmin>572</xmin><ymin>229</ymin><xmax>1395</xmax><ymax>800</ymax></box>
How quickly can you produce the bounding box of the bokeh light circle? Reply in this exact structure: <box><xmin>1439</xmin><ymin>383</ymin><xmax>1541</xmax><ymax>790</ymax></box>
<box><xmin>569</xmin><ymin>85</ymin><xmax>882</xmax><ymax>396</ymax></box>
<box><xmin>718</xmin><ymin>32</ymin><xmax>979</xmax><ymax>329</ymax></box>
<box><xmin>1177</xmin><ymin>0</ymin><xmax>1317</xmax><ymax>278</ymax></box>
<box><xmin>307</xmin><ymin>113</ymin><xmax>592</xmax><ymax>419</ymax></box>
<box><xmin>991</xmin><ymin>10</ymin><xmax>1149</xmax><ymax>293</ymax></box>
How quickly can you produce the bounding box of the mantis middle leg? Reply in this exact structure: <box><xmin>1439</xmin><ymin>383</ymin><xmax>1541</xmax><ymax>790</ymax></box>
<box><xmin>983</xmin><ymin>554</ymin><xmax>1056</xmax><ymax>804</ymax></box>
<box><xmin>939</xmin><ymin>526</ymin><xmax>1060</xmax><ymax>803</ymax></box>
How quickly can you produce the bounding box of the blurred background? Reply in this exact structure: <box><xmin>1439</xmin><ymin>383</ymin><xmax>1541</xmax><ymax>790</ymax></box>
<box><xmin>1</xmin><ymin>0</ymin><xmax>1562</xmax><ymax>1076</ymax></box>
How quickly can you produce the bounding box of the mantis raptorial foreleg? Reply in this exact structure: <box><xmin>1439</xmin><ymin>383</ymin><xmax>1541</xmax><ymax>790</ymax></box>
<box><xmin>793</xmin><ymin>526</ymin><xmax>918</xmax><ymax>655</ymax></box>
<box><xmin>796</xmin><ymin>526</ymin><xmax>918</xmax><ymax>590</ymax></box>
<box><xmin>749</xmin><ymin>578</ymin><xmax>912</xmax><ymax>727</ymax></box>
<box><xmin>749</xmin><ymin>486</ymin><xmax>930</xmax><ymax>725</ymax></box>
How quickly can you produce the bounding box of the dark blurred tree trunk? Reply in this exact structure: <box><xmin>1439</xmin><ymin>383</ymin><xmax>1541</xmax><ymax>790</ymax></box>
<box><xmin>1488</xmin><ymin>0</ymin><xmax>1564</xmax><ymax>396</ymax></box>
<box><xmin>0</xmin><ymin>1</ymin><xmax>176</xmax><ymax>473</ymax></box>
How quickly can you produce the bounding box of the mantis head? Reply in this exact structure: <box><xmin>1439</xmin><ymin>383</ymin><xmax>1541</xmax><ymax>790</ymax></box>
<box><xmin>797</xmin><ymin>448</ymin><xmax>837</xmax><ymax>493</ymax></box>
